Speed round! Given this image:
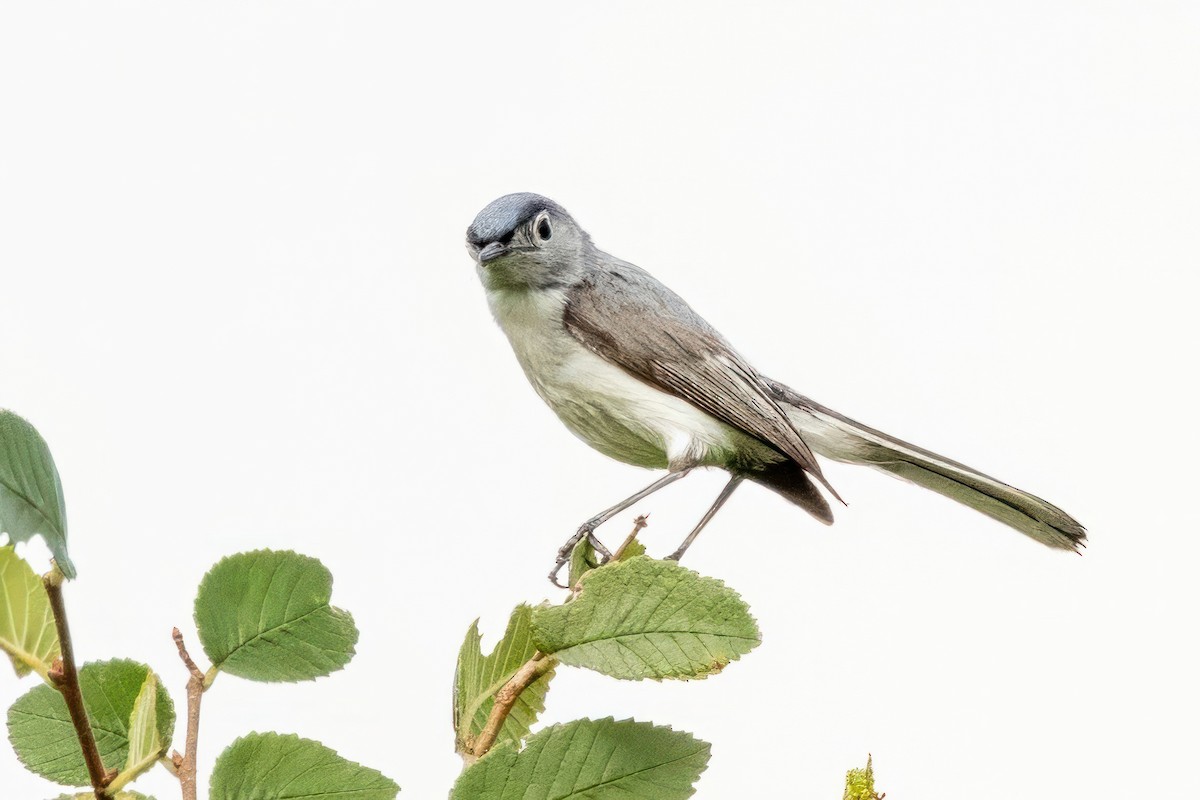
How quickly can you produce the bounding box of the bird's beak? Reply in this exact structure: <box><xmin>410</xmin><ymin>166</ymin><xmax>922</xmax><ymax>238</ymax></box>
<box><xmin>478</xmin><ymin>241</ymin><xmax>507</xmax><ymax>264</ymax></box>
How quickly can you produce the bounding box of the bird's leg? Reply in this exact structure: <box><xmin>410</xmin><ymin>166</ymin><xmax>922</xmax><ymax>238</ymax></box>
<box><xmin>665</xmin><ymin>475</ymin><xmax>744</xmax><ymax>562</ymax></box>
<box><xmin>549</xmin><ymin>469</ymin><xmax>692</xmax><ymax>586</ymax></box>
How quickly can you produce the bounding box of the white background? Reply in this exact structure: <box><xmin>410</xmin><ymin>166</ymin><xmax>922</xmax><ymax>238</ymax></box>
<box><xmin>2</xmin><ymin>2</ymin><xmax>1197</xmax><ymax>798</ymax></box>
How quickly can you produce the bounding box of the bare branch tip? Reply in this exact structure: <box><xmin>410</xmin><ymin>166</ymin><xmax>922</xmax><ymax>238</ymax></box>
<box><xmin>172</xmin><ymin>627</ymin><xmax>204</xmax><ymax>680</ymax></box>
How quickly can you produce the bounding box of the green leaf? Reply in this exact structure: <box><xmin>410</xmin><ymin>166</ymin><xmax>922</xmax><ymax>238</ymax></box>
<box><xmin>843</xmin><ymin>754</ymin><xmax>882</xmax><ymax>800</ymax></box>
<box><xmin>0</xmin><ymin>411</ymin><xmax>74</xmax><ymax>579</ymax></box>
<box><xmin>617</xmin><ymin>538</ymin><xmax>646</xmax><ymax>561</ymax></box>
<box><xmin>532</xmin><ymin>556</ymin><xmax>760</xmax><ymax>681</ymax></box>
<box><xmin>0</xmin><ymin>545</ymin><xmax>61</xmax><ymax>679</ymax></box>
<box><xmin>194</xmin><ymin>550</ymin><xmax>358</xmax><ymax>682</ymax></box>
<box><xmin>7</xmin><ymin>659</ymin><xmax>175</xmax><ymax>786</ymax></box>
<box><xmin>209</xmin><ymin>732</ymin><xmax>399</xmax><ymax>799</ymax></box>
<box><xmin>452</xmin><ymin>717</ymin><xmax>710</xmax><ymax>800</ymax></box>
<box><xmin>453</xmin><ymin>605</ymin><xmax>555</xmax><ymax>754</ymax></box>
<box><xmin>111</xmin><ymin>670</ymin><xmax>164</xmax><ymax>789</ymax></box>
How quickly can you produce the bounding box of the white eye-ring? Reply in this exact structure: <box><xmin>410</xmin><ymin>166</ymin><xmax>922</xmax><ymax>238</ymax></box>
<box><xmin>534</xmin><ymin>212</ymin><xmax>552</xmax><ymax>242</ymax></box>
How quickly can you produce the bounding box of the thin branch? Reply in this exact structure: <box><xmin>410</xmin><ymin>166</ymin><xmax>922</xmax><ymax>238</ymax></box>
<box><xmin>173</xmin><ymin>627</ymin><xmax>203</xmax><ymax>680</ymax></box>
<box><xmin>611</xmin><ymin>514</ymin><xmax>650</xmax><ymax>562</ymax></box>
<box><xmin>171</xmin><ymin>627</ymin><xmax>207</xmax><ymax>800</ymax></box>
<box><xmin>42</xmin><ymin>567</ymin><xmax>112</xmax><ymax>800</ymax></box>
<box><xmin>470</xmin><ymin>653</ymin><xmax>555</xmax><ymax>758</ymax></box>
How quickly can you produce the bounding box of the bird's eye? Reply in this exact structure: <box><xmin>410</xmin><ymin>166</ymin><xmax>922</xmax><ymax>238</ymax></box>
<box><xmin>536</xmin><ymin>217</ymin><xmax>552</xmax><ymax>241</ymax></box>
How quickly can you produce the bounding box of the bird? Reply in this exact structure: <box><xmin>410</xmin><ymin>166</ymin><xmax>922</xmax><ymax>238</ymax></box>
<box><xmin>466</xmin><ymin>192</ymin><xmax>1085</xmax><ymax>584</ymax></box>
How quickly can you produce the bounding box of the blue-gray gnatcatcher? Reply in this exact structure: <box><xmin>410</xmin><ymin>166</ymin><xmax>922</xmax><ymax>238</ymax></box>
<box><xmin>467</xmin><ymin>193</ymin><xmax>1085</xmax><ymax>584</ymax></box>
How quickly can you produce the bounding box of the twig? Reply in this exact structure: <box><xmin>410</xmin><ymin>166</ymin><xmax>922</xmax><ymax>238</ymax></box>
<box><xmin>611</xmin><ymin>514</ymin><xmax>650</xmax><ymax>562</ymax></box>
<box><xmin>43</xmin><ymin>567</ymin><xmax>112</xmax><ymax>800</ymax></box>
<box><xmin>173</xmin><ymin>628</ymin><xmax>203</xmax><ymax>679</ymax></box>
<box><xmin>171</xmin><ymin>627</ymin><xmax>207</xmax><ymax>800</ymax></box>
<box><xmin>470</xmin><ymin>653</ymin><xmax>555</xmax><ymax>758</ymax></box>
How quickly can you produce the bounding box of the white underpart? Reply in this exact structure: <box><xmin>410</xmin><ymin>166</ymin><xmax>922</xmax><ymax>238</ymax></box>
<box><xmin>780</xmin><ymin>407</ymin><xmax>869</xmax><ymax>462</ymax></box>
<box><xmin>782</xmin><ymin>402</ymin><xmax>961</xmax><ymax>470</ymax></box>
<box><xmin>485</xmin><ymin>284</ymin><xmax>740</xmax><ymax>468</ymax></box>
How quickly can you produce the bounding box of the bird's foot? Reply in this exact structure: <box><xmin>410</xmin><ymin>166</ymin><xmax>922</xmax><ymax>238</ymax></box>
<box><xmin>587</xmin><ymin>532</ymin><xmax>614</xmax><ymax>562</ymax></box>
<box><xmin>548</xmin><ymin>523</ymin><xmax>613</xmax><ymax>588</ymax></box>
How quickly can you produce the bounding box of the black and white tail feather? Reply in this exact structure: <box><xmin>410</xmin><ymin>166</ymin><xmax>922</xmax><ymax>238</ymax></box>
<box><xmin>763</xmin><ymin>378</ymin><xmax>1086</xmax><ymax>552</ymax></box>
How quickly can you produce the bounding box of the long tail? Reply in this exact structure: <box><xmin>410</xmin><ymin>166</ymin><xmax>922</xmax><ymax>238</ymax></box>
<box><xmin>762</xmin><ymin>377</ymin><xmax>1086</xmax><ymax>552</ymax></box>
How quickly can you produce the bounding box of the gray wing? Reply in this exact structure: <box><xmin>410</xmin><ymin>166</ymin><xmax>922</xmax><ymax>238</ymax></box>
<box><xmin>563</xmin><ymin>258</ymin><xmax>840</xmax><ymax>499</ymax></box>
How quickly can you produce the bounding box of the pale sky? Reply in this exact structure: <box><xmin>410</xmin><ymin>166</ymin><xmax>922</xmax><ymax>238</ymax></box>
<box><xmin>2</xmin><ymin>3</ymin><xmax>1197</xmax><ymax>798</ymax></box>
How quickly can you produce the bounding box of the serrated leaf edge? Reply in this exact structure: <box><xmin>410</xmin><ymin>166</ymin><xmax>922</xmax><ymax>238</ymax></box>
<box><xmin>211</xmin><ymin>731</ymin><xmax>399</xmax><ymax>798</ymax></box>
<box><xmin>456</xmin><ymin>717</ymin><xmax>711</xmax><ymax>800</ymax></box>
<box><xmin>193</xmin><ymin>549</ymin><xmax>359</xmax><ymax>683</ymax></box>
<box><xmin>532</xmin><ymin>556</ymin><xmax>762</xmax><ymax>681</ymax></box>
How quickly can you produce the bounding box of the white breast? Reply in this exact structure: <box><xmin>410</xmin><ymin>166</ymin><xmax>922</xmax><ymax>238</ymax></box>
<box><xmin>485</xmin><ymin>285</ymin><xmax>740</xmax><ymax>468</ymax></box>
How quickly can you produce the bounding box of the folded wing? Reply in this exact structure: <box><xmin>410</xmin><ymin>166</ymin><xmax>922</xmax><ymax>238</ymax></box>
<box><xmin>563</xmin><ymin>258</ymin><xmax>839</xmax><ymax>502</ymax></box>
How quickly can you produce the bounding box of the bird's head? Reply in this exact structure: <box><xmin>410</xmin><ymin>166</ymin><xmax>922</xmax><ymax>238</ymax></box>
<box><xmin>466</xmin><ymin>193</ymin><xmax>591</xmax><ymax>290</ymax></box>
